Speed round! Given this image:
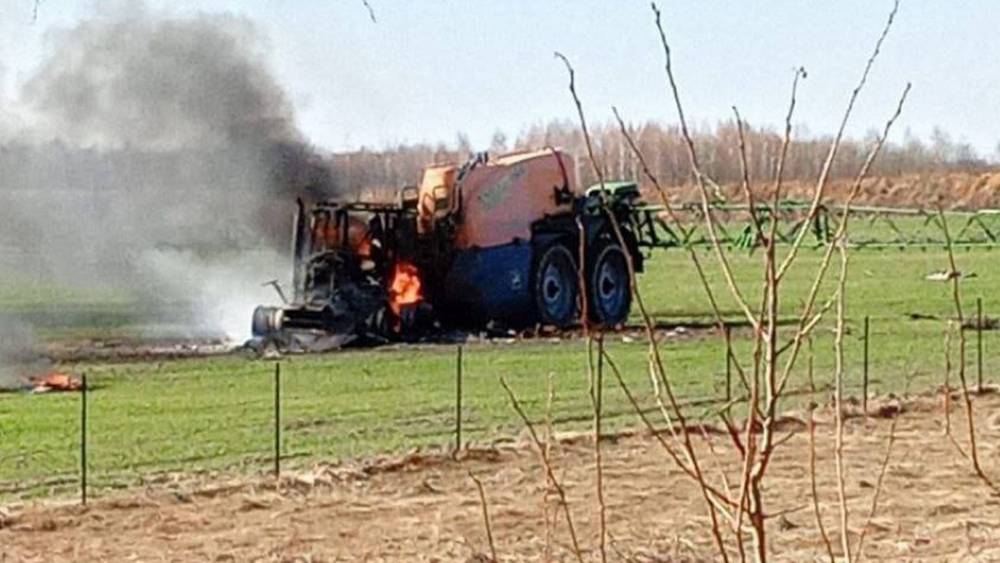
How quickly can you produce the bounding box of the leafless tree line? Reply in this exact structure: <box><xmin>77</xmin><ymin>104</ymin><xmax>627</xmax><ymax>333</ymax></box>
<box><xmin>327</xmin><ymin>119</ymin><xmax>990</xmax><ymax>196</ymax></box>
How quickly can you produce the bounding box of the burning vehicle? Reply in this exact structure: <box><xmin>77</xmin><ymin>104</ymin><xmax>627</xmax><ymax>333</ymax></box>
<box><xmin>251</xmin><ymin>148</ymin><xmax>667</xmax><ymax>349</ymax></box>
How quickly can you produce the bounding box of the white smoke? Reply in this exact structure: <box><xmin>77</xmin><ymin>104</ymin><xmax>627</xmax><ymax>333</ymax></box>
<box><xmin>0</xmin><ymin>317</ymin><xmax>51</xmax><ymax>390</ymax></box>
<box><xmin>136</xmin><ymin>249</ymin><xmax>286</xmax><ymax>342</ymax></box>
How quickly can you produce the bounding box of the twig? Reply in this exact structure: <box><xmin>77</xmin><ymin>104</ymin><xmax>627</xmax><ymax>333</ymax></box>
<box><xmin>557</xmin><ymin>49</ymin><xmax>730</xmax><ymax>561</ymax></box>
<box><xmin>733</xmin><ymin>299</ymin><xmax>764</xmax><ymax>560</ymax></box>
<box><xmin>646</xmin><ymin>9</ymin><xmax>770</xmax><ymax>552</ymax></box>
<box><xmin>775</xmin><ymin>83</ymin><xmax>911</xmax><ymax>400</ymax></box>
<box><xmin>554</xmin><ymin>55</ymin><xmax>606</xmax><ymax>559</ymax></box>
<box><xmin>944</xmin><ymin>327</ymin><xmax>953</xmax><ymax>437</ymax></box>
<box><xmin>602</xmin><ymin>349</ymin><xmax>736</xmax><ymax>509</ymax></box>
<box><xmin>938</xmin><ymin>209</ymin><xmax>998</xmax><ymax>492</ymax></box>
<box><xmin>767</xmin><ymin>67</ymin><xmax>807</xmax><ymax>241</ymax></box>
<box><xmin>611</xmin><ymin>107</ymin><xmax>752</xmax><ymax>395</ymax></box>
<box><xmin>809</xmin><ymin>406</ymin><xmax>836</xmax><ymax>563</ymax></box>
<box><xmin>777</xmin><ymin>0</ymin><xmax>901</xmax><ymax>280</ymax></box>
<box><xmin>750</xmin><ymin>74</ymin><xmax>793</xmax><ymax>559</ymax></box>
<box><xmin>543</xmin><ymin>373</ymin><xmax>556</xmax><ymax>562</ymax></box>
<box><xmin>640</xmin><ymin>4</ymin><xmax>904</xmax><ymax>561</ymax></box>
<box><xmin>833</xmin><ymin>238</ymin><xmax>852</xmax><ymax>563</ymax></box>
<box><xmin>576</xmin><ymin>217</ymin><xmax>590</xmax><ymax>332</ymax></box>
<box><xmin>854</xmin><ymin>409</ymin><xmax>900</xmax><ymax>562</ymax></box>
<box><xmin>650</xmin><ymin>11</ymin><xmax>809</xmax><ymax>558</ymax></box>
<box><xmin>650</xmin><ymin>18</ymin><xmax>807</xmax><ymax>557</ymax></box>
<box><xmin>468</xmin><ymin>471</ymin><xmax>499</xmax><ymax>563</ymax></box>
<box><xmin>499</xmin><ymin>377</ymin><xmax>584</xmax><ymax>562</ymax></box>
<box><xmin>699</xmin><ymin>421</ymin><xmax>735</xmax><ymax>501</ymax></box>
<box><xmin>736</xmin><ymin>65</ymin><xmax>804</xmax><ymax>563</ymax></box>
<box><xmin>607</xmin><ymin>532</ymin><xmax>631</xmax><ymax>563</ymax></box>
<box><xmin>555</xmin><ymin>52</ymin><xmax>653</xmax><ymax>340</ymax></box>
<box><xmin>651</xmin><ymin>3</ymin><xmax>759</xmax><ymax>331</ymax></box>
<box><xmin>732</xmin><ymin>107</ymin><xmax>764</xmax><ymax>244</ymax></box>
<box><xmin>592</xmin><ymin>336</ymin><xmax>608</xmax><ymax>563</ymax></box>
<box><xmin>361</xmin><ymin>0</ymin><xmax>377</xmax><ymax>23</ymax></box>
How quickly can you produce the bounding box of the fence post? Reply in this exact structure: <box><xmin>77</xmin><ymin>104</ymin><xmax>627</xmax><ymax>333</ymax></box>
<box><xmin>274</xmin><ymin>362</ymin><xmax>281</xmax><ymax>479</ymax></box>
<box><xmin>80</xmin><ymin>373</ymin><xmax>88</xmax><ymax>506</ymax></box>
<box><xmin>977</xmin><ymin>297</ymin><xmax>984</xmax><ymax>393</ymax></box>
<box><xmin>723</xmin><ymin>324</ymin><xmax>732</xmax><ymax>402</ymax></box>
<box><xmin>863</xmin><ymin>316</ymin><xmax>870</xmax><ymax>414</ymax></box>
<box><xmin>455</xmin><ymin>345</ymin><xmax>463</xmax><ymax>455</ymax></box>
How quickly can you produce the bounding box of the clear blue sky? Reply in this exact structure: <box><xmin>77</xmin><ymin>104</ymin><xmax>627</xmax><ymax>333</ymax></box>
<box><xmin>1</xmin><ymin>0</ymin><xmax>997</xmax><ymax>156</ymax></box>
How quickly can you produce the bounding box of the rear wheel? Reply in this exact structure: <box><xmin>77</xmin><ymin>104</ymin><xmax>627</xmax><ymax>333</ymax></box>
<box><xmin>588</xmin><ymin>242</ymin><xmax>631</xmax><ymax>326</ymax></box>
<box><xmin>533</xmin><ymin>243</ymin><xmax>579</xmax><ymax>328</ymax></box>
<box><xmin>252</xmin><ymin>306</ymin><xmax>282</xmax><ymax>337</ymax></box>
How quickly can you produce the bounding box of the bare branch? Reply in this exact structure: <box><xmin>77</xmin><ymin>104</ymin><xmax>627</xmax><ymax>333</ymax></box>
<box><xmin>650</xmin><ymin>2</ymin><xmax>759</xmax><ymax>331</ymax></box>
<box><xmin>575</xmin><ymin>216</ymin><xmax>591</xmax><ymax>334</ymax></box>
<box><xmin>361</xmin><ymin>0</ymin><xmax>377</xmax><ymax>23</ymax></box>
<box><xmin>733</xmin><ymin>304</ymin><xmax>765</xmax><ymax>557</ymax></box>
<box><xmin>698</xmin><ymin>422</ymin><xmax>735</xmax><ymax>502</ymax></box>
<box><xmin>732</xmin><ymin>107</ymin><xmax>764</xmax><ymax>244</ymax></box>
<box><xmin>500</xmin><ymin>377</ymin><xmax>584</xmax><ymax>562</ymax></box>
<box><xmin>733</xmin><ymin>65</ymin><xmax>807</xmax><ymax>562</ymax></box>
<box><xmin>602</xmin><ymin>348</ymin><xmax>737</xmax><ymax>510</ymax></box>
<box><xmin>591</xmin><ymin>336</ymin><xmax>608</xmax><ymax>563</ymax></box>
<box><xmin>809</xmin><ymin>406</ymin><xmax>836</xmax><ymax>563</ymax></box>
<box><xmin>938</xmin><ymin>209</ymin><xmax>998</xmax><ymax>492</ymax></box>
<box><xmin>944</xmin><ymin>326</ymin><xmax>953</xmax><ymax>437</ymax></box>
<box><xmin>833</xmin><ymin>238</ymin><xmax>852</xmax><ymax>563</ymax></box>
<box><xmin>854</xmin><ymin>412</ymin><xmax>899</xmax><ymax>562</ymax></box>
<box><xmin>612</xmin><ymin>106</ymin><xmax>752</xmax><ymax>395</ymax></box>
<box><xmin>543</xmin><ymin>373</ymin><xmax>556</xmax><ymax>561</ymax></box>
<box><xmin>768</xmin><ymin>67</ymin><xmax>807</xmax><ymax>247</ymax></box>
<box><xmin>468</xmin><ymin>471</ymin><xmax>499</xmax><ymax>563</ymax></box>
<box><xmin>775</xmin><ymin>83</ymin><xmax>911</xmax><ymax>399</ymax></box>
<box><xmin>556</xmin><ymin>50</ymin><xmax>730</xmax><ymax>560</ymax></box>
<box><xmin>777</xmin><ymin>0</ymin><xmax>901</xmax><ymax>280</ymax></box>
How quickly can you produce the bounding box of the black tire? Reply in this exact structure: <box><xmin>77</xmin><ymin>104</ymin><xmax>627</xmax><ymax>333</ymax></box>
<box><xmin>533</xmin><ymin>243</ymin><xmax>579</xmax><ymax>328</ymax></box>
<box><xmin>587</xmin><ymin>242</ymin><xmax>632</xmax><ymax>326</ymax></box>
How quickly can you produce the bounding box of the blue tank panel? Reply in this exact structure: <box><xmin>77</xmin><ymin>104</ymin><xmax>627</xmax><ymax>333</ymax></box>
<box><xmin>441</xmin><ymin>241</ymin><xmax>535</xmax><ymax>325</ymax></box>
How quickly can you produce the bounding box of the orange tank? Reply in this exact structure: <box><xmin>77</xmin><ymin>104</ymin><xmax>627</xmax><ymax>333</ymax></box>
<box><xmin>416</xmin><ymin>163</ymin><xmax>458</xmax><ymax>235</ymax></box>
<box><xmin>453</xmin><ymin>149</ymin><xmax>578</xmax><ymax>249</ymax></box>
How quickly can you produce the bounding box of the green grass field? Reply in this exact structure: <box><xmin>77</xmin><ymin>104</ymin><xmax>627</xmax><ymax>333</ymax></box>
<box><xmin>3</xmin><ymin>241</ymin><xmax>1000</xmax><ymax>500</ymax></box>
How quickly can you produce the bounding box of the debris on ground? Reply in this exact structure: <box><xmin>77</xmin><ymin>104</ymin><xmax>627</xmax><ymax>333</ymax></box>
<box><xmin>29</xmin><ymin>372</ymin><xmax>81</xmax><ymax>393</ymax></box>
<box><xmin>924</xmin><ymin>269</ymin><xmax>976</xmax><ymax>281</ymax></box>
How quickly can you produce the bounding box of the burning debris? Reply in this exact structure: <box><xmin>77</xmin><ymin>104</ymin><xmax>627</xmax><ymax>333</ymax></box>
<box><xmin>389</xmin><ymin>262</ymin><xmax>426</xmax><ymax>331</ymax></box>
<box><xmin>28</xmin><ymin>372</ymin><xmax>82</xmax><ymax>394</ymax></box>
<box><xmin>0</xmin><ymin>370</ymin><xmax>82</xmax><ymax>394</ymax></box>
<box><xmin>388</xmin><ymin>262</ymin><xmax>424</xmax><ymax>316</ymax></box>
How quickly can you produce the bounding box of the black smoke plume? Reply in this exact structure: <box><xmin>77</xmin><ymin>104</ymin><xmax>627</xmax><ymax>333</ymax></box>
<box><xmin>0</xmin><ymin>4</ymin><xmax>335</xmax><ymax>341</ymax></box>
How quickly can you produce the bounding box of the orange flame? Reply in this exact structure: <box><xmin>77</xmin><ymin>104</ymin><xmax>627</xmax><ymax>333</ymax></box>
<box><xmin>32</xmin><ymin>372</ymin><xmax>81</xmax><ymax>393</ymax></box>
<box><xmin>388</xmin><ymin>261</ymin><xmax>423</xmax><ymax>316</ymax></box>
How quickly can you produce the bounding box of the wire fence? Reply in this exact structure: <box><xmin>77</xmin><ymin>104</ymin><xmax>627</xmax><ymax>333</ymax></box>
<box><xmin>1</xmin><ymin>296</ymin><xmax>998</xmax><ymax>505</ymax></box>
<box><xmin>645</xmin><ymin>203</ymin><xmax>1000</xmax><ymax>250</ymax></box>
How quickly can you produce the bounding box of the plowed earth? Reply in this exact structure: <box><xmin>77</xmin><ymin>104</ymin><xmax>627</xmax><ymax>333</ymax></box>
<box><xmin>4</xmin><ymin>392</ymin><xmax>1000</xmax><ymax>561</ymax></box>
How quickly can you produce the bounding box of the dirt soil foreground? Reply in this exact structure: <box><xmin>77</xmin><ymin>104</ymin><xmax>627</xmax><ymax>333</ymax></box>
<box><xmin>3</xmin><ymin>392</ymin><xmax>1000</xmax><ymax>562</ymax></box>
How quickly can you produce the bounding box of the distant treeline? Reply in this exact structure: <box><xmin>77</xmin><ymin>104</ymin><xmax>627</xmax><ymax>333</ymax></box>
<box><xmin>329</xmin><ymin>120</ymin><xmax>995</xmax><ymax>195</ymax></box>
<box><xmin>1</xmin><ymin>120</ymin><xmax>992</xmax><ymax>204</ymax></box>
